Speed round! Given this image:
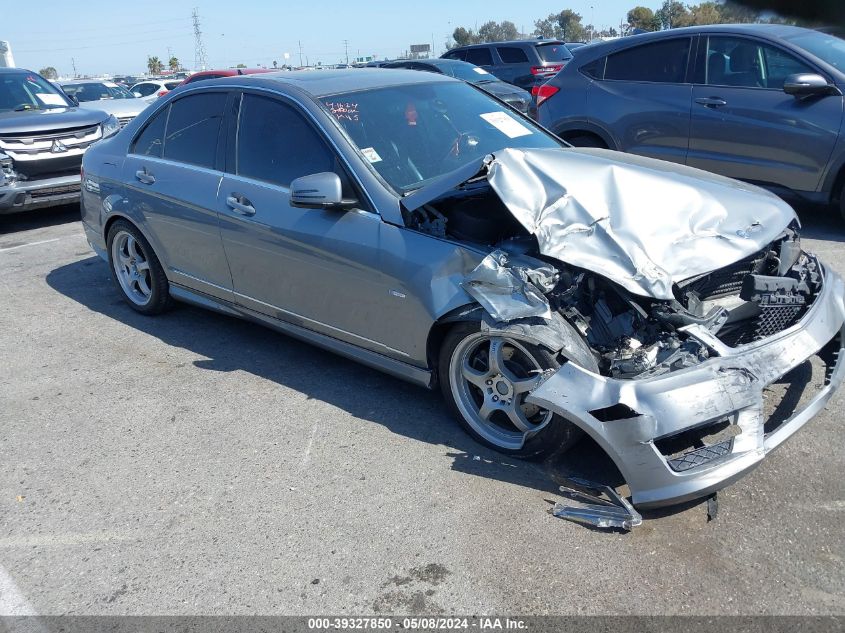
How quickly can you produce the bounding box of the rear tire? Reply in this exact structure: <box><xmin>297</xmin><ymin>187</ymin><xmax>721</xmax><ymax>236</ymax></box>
<box><xmin>565</xmin><ymin>133</ymin><xmax>607</xmax><ymax>149</ymax></box>
<box><xmin>438</xmin><ymin>322</ymin><xmax>581</xmax><ymax>460</ymax></box>
<box><xmin>839</xmin><ymin>191</ymin><xmax>845</xmax><ymax>224</ymax></box>
<box><xmin>107</xmin><ymin>220</ymin><xmax>173</xmax><ymax>315</ymax></box>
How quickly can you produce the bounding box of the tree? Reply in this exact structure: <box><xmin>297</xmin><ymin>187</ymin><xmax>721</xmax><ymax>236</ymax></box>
<box><xmin>655</xmin><ymin>0</ymin><xmax>689</xmax><ymax>28</ymax></box>
<box><xmin>626</xmin><ymin>6</ymin><xmax>656</xmax><ymax>32</ymax></box>
<box><xmin>273</xmin><ymin>60</ymin><xmax>278</xmax><ymax>68</ymax></box>
<box><xmin>452</xmin><ymin>26</ymin><xmax>479</xmax><ymax>47</ymax></box>
<box><xmin>147</xmin><ymin>56</ymin><xmax>163</xmax><ymax>75</ymax></box>
<box><xmin>676</xmin><ymin>2</ymin><xmax>723</xmax><ymax>26</ymax></box>
<box><xmin>557</xmin><ymin>10</ymin><xmax>586</xmax><ymax>42</ymax></box>
<box><xmin>39</xmin><ymin>67</ymin><xmax>58</xmax><ymax>80</ymax></box>
<box><xmin>717</xmin><ymin>0</ymin><xmax>761</xmax><ymax>23</ymax></box>
<box><xmin>168</xmin><ymin>56</ymin><xmax>179</xmax><ymax>72</ymax></box>
<box><xmin>477</xmin><ymin>20</ymin><xmax>520</xmax><ymax>43</ymax></box>
<box><xmin>534</xmin><ymin>14</ymin><xmax>562</xmax><ymax>38</ymax></box>
<box><xmin>236</xmin><ymin>63</ymin><xmax>247</xmax><ymax>68</ymax></box>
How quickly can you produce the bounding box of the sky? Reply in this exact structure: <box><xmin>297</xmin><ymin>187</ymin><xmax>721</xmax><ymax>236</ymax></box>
<box><xmin>2</xmin><ymin>0</ymin><xmax>665</xmax><ymax>76</ymax></box>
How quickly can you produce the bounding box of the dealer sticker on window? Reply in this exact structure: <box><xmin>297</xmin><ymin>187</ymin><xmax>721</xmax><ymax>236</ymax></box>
<box><xmin>36</xmin><ymin>93</ymin><xmax>68</xmax><ymax>106</ymax></box>
<box><xmin>361</xmin><ymin>147</ymin><xmax>382</xmax><ymax>163</ymax></box>
<box><xmin>480</xmin><ymin>111</ymin><xmax>532</xmax><ymax>138</ymax></box>
<box><xmin>472</xmin><ymin>67</ymin><xmax>490</xmax><ymax>75</ymax></box>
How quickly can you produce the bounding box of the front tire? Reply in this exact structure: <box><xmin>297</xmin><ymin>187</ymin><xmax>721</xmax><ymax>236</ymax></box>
<box><xmin>107</xmin><ymin>220</ymin><xmax>173</xmax><ymax>315</ymax></box>
<box><xmin>438</xmin><ymin>322</ymin><xmax>581</xmax><ymax>459</ymax></box>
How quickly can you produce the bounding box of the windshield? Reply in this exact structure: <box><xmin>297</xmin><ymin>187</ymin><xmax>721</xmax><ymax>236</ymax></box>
<box><xmin>786</xmin><ymin>31</ymin><xmax>845</xmax><ymax>72</ymax></box>
<box><xmin>61</xmin><ymin>81</ymin><xmax>135</xmax><ymax>101</ymax></box>
<box><xmin>0</xmin><ymin>71</ymin><xmax>71</xmax><ymax>112</ymax></box>
<box><xmin>321</xmin><ymin>81</ymin><xmax>562</xmax><ymax>193</ymax></box>
<box><xmin>445</xmin><ymin>62</ymin><xmax>493</xmax><ymax>83</ymax></box>
<box><xmin>535</xmin><ymin>42</ymin><xmax>573</xmax><ymax>62</ymax></box>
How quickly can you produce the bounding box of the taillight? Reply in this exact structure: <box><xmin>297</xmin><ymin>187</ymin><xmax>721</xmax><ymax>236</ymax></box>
<box><xmin>531</xmin><ymin>84</ymin><xmax>560</xmax><ymax>107</ymax></box>
<box><xmin>530</xmin><ymin>63</ymin><xmax>564</xmax><ymax>76</ymax></box>
<box><xmin>157</xmin><ymin>90</ymin><xmax>168</xmax><ymax>97</ymax></box>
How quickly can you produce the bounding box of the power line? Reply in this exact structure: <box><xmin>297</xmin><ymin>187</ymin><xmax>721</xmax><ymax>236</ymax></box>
<box><xmin>15</xmin><ymin>32</ymin><xmax>194</xmax><ymax>54</ymax></box>
<box><xmin>193</xmin><ymin>8</ymin><xmax>209</xmax><ymax>71</ymax></box>
<box><xmin>15</xmin><ymin>17</ymin><xmax>190</xmax><ymax>37</ymax></box>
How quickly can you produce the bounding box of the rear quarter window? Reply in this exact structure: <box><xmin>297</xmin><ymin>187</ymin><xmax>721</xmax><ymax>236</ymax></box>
<box><xmin>604</xmin><ymin>38</ymin><xmax>692</xmax><ymax>83</ymax></box>
<box><xmin>497</xmin><ymin>47</ymin><xmax>530</xmax><ymax>64</ymax></box>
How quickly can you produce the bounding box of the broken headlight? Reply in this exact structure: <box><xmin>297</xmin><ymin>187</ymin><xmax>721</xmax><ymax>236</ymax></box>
<box><xmin>0</xmin><ymin>152</ymin><xmax>15</xmax><ymax>187</ymax></box>
<box><xmin>100</xmin><ymin>114</ymin><xmax>120</xmax><ymax>140</ymax></box>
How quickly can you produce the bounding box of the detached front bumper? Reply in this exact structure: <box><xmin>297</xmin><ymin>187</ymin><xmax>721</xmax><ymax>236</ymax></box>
<box><xmin>0</xmin><ymin>173</ymin><xmax>81</xmax><ymax>214</ymax></box>
<box><xmin>527</xmin><ymin>265</ymin><xmax>845</xmax><ymax>509</ymax></box>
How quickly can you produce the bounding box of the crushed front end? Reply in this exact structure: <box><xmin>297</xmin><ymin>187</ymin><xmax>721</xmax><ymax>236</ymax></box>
<box><xmin>526</xmin><ymin>233</ymin><xmax>845</xmax><ymax>508</ymax></box>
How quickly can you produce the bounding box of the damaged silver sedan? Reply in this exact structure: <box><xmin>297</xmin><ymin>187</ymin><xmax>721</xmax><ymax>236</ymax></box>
<box><xmin>80</xmin><ymin>69</ymin><xmax>845</xmax><ymax>508</ymax></box>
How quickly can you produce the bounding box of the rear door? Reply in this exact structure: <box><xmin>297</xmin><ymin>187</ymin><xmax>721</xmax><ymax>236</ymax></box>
<box><xmin>588</xmin><ymin>36</ymin><xmax>695</xmax><ymax>165</ymax></box>
<box><xmin>122</xmin><ymin>91</ymin><xmax>233</xmax><ymax>301</ymax></box>
<box><xmin>687</xmin><ymin>34</ymin><xmax>842</xmax><ymax>194</ymax></box>
<box><xmin>215</xmin><ymin>91</ymin><xmax>408</xmax><ymax>359</ymax></box>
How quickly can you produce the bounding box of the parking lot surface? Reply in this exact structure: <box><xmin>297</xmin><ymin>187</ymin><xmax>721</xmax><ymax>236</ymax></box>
<box><xmin>1</xmin><ymin>205</ymin><xmax>844</xmax><ymax>615</ymax></box>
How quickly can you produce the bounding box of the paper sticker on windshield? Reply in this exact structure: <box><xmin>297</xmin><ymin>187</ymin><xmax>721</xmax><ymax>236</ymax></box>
<box><xmin>361</xmin><ymin>147</ymin><xmax>382</xmax><ymax>163</ymax></box>
<box><xmin>36</xmin><ymin>93</ymin><xmax>68</xmax><ymax>106</ymax></box>
<box><xmin>480</xmin><ymin>111</ymin><xmax>532</xmax><ymax>138</ymax></box>
<box><xmin>472</xmin><ymin>67</ymin><xmax>490</xmax><ymax>75</ymax></box>
<box><xmin>103</xmin><ymin>81</ymin><xmax>119</xmax><ymax>88</ymax></box>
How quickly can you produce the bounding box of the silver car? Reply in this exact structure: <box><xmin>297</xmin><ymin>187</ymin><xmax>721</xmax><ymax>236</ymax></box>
<box><xmin>80</xmin><ymin>70</ymin><xmax>845</xmax><ymax>508</ymax></box>
<box><xmin>59</xmin><ymin>79</ymin><xmax>148</xmax><ymax>128</ymax></box>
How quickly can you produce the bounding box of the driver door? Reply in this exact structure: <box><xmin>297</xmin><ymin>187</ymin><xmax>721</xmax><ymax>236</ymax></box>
<box><xmin>215</xmin><ymin>91</ymin><xmax>409</xmax><ymax>359</ymax></box>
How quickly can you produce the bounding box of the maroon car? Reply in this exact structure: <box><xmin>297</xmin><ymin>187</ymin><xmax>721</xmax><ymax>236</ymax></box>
<box><xmin>180</xmin><ymin>68</ymin><xmax>275</xmax><ymax>86</ymax></box>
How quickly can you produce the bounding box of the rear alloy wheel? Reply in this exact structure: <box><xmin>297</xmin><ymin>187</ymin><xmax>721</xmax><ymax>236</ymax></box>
<box><xmin>107</xmin><ymin>220</ymin><xmax>172</xmax><ymax>315</ymax></box>
<box><xmin>439</xmin><ymin>323</ymin><xmax>581</xmax><ymax>459</ymax></box>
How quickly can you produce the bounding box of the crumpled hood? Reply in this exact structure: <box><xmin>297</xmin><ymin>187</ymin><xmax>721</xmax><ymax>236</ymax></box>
<box><xmin>487</xmin><ymin>147</ymin><xmax>797</xmax><ymax>300</ymax></box>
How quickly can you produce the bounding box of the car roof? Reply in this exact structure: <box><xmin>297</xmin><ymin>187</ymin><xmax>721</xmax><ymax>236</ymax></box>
<box><xmin>202</xmin><ymin>68</ymin><xmax>456</xmax><ymax>97</ymax></box>
<box><xmin>191</xmin><ymin>68</ymin><xmax>273</xmax><ymax>77</ymax></box>
<box><xmin>59</xmin><ymin>79</ymin><xmax>115</xmax><ymax>85</ymax></box>
<box><xmin>578</xmin><ymin>23</ymin><xmax>819</xmax><ymax>56</ymax></box>
<box><xmin>450</xmin><ymin>39</ymin><xmax>564</xmax><ymax>50</ymax></box>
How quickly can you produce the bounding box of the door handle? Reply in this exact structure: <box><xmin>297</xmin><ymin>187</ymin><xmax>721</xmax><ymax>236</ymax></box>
<box><xmin>695</xmin><ymin>97</ymin><xmax>727</xmax><ymax>108</ymax></box>
<box><xmin>226</xmin><ymin>194</ymin><xmax>256</xmax><ymax>216</ymax></box>
<box><xmin>135</xmin><ymin>168</ymin><xmax>155</xmax><ymax>184</ymax></box>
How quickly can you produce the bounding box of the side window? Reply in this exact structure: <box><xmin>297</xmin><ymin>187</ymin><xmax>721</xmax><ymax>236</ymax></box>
<box><xmin>703</xmin><ymin>36</ymin><xmax>812</xmax><ymax>89</ymax></box>
<box><xmin>581</xmin><ymin>57</ymin><xmax>606</xmax><ymax>80</ymax></box>
<box><xmin>443</xmin><ymin>50</ymin><xmax>466</xmax><ymax>61</ymax></box>
<box><xmin>762</xmin><ymin>44</ymin><xmax>814</xmax><ymax>89</ymax></box>
<box><xmin>236</xmin><ymin>94</ymin><xmax>335</xmax><ymax>187</ymax></box>
<box><xmin>138</xmin><ymin>83</ymin><xmax>160</xmax><ymax>97</ymax></box>
<box><xmin>131</xmin><ymin>106</ymin><xmax>169</xmax><ymax>157</ymax></box>
<box><xmin>465</xmin><ymin>47</ymin><xmax>493</xmax><ymax>67</ymax></box>
<box><xmin>163</xmin><ymin>92</ymin><xmax>226</xmax><ymax>168</ymax></box>
<box><xmin>605</xmin><ymin>38</ymin><xmax>691</xmax><ymax>83</ymax></box>
<box><xmin>497</xmin><ymin>47</ymin><xmax>529</xmax><ymax>64</ymax></box>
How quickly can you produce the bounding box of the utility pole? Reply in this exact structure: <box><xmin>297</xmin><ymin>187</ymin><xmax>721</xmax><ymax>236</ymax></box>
<box><xmin>192</xmin><ymin>8</ymin><xmax>208</xmax><ymax>71</ymax></box>
<box><xmin>343</xmin><ymin>39</ymin><xmax>349</xmax><ymax>65</ymax></box>
<box><xmin>71</xmin><ymin>57</ymin><xmax>77</xmax><ymax>78</ymax></box>
<box><xmin>298</xmin><ymin>40</ymin><xmax>303</xmax><ymax>67</ymax></box>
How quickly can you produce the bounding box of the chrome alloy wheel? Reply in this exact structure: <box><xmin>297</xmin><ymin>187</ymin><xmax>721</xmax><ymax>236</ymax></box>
<box><xmin>111</xmin><ymin>230</ymin><xmax>152</xmax><ymax>306</ymax></box>
<box><xmin>448</xmin><ymin>333</ymin><xmax>553</xmax><ymax>450</ymax></box>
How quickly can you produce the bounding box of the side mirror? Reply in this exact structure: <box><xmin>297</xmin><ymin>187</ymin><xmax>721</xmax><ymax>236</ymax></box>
<box><xmin>783</xmin><ymin>73</ymin><xmax>840</xmax><ymax>97</ymax></box>
<box><xmin>290</xmin><ymin>172</ymin><xmax>358</xmax><ymax>210</ymax></box>
<box><xmin>64</xmin><ymin>92</ymin><xmax>79</xmax><ymax>106</ymax></box>
<box><xmin>132</xmin><ymin>91</ymin><xmax>143</xmax><ymax>98</ymax></box>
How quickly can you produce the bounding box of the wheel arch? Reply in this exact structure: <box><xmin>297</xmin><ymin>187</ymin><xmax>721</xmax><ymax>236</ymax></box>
<box><xmin>553</xmin><ymin>121</ymin><xmax>617</xmax><ymax>150</ymax></box>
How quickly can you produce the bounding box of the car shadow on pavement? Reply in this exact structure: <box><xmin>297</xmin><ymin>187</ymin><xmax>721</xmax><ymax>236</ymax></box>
<box><xmin>0</xmin><ymin>204</ymin><xmax>81</xmax><ymax>235</ymax></box>
<box><xmin>46</xmin><ymin>255</ymin><xmax>632</xmax><ymax>511</ymax></box>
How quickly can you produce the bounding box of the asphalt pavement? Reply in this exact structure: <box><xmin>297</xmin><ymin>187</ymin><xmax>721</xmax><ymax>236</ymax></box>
<box><xmin>1</xmin><ymin>204</ymin><xmax>843</xmax><ymax>615</ymax></box>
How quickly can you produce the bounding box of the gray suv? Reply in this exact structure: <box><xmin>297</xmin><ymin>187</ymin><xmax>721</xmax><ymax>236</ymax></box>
<box><xmin>0</xmin><ymin>68</ymin><xmax>119</xmax><ymax>214</ymax></box>
<box><xmin>442</xmin><ymin>39</ymin><xmax>573</xmax><ymax>92</ymax></box>
<box><xmin>536</xmin><ymin>25</ymin><xmax>845</xmax><ymax>219</ymax></box>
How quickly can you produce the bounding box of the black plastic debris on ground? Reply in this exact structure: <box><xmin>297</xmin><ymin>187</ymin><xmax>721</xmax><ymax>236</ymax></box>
<box><xmin>551</xmin><ymin>477</ymin><xmax>642</xmax><ymax>531</ymax></box>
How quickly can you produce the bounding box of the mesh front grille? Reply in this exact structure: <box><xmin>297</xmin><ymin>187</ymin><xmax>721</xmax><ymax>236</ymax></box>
<box><xmin>29</xmin><ymin>183</ymin><xmax>81</xmax><ymax>199</ymax></box>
